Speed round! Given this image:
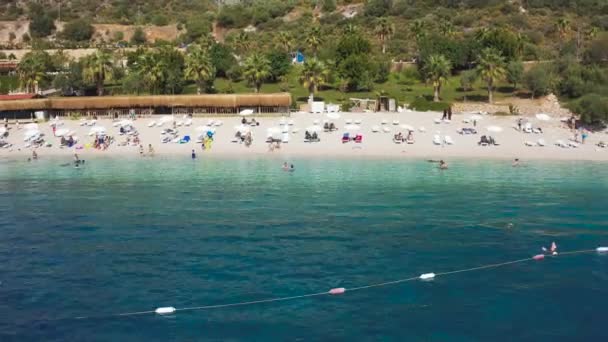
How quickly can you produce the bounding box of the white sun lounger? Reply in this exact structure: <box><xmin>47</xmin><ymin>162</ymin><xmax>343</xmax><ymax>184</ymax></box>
<box><xmin>382</xmin><ymin>126</ymin><xmax>391</xmax><ymax>133</ymax></box>
<box><xmin>419</xmin><ymin>127</ymin><xmax>426</xmax><ymax>132</ymax></box>
<box><xmin>444</xmin><ymin>135</ymin><xmax>454</xmax><ymax>145</ymax></box>
<box><xmin>537</xmin><ymin>139</ymin><xmax>546</xmax><ymax>147</ymax></box>
<box><xmin>345</xmin><ymin>119</ymin><xmax>352</xmax><ymax>124</ymax></box>
<box><xmin>434</xmin><ymin>119</ymin><xmax>442</xmax><ymax>124</ymax></box>
<box><xmin>433</xmin><ymin>135</ymin><xmax>442</xmax><ymax>145</ymax></box>
<box><xmin>148</xmin><ymin>121</ymin><xmax>156</xmax><ymax>127</ymax></box>
<box><xmin>392</xmin><ymin>120</ymin><xmax>399</xmax><ymax>125</ymax></box>
<box><xmin>354</xmin><ymin>119</ymin><xmax>362</xmax><ymax>125</ymax></box>
<box><xmin>282</xmin><ymin>133</ymin><xmax>289</xmax><ymax>143</ymax></box>
<box><xmin>371</xmin><ymin>125</ymin><xmax>380</xmax><ymax>133</ymax></box>
<box><xmin>184</xmin><ymin>119</ymin><xmax>192</xmax><ymax>126</ymax></box>
<box><xmin>555</xmin><ymin>140</ymin><xmax>569</xmax><ymax>148</ymax></box>
<box><xmin>381</xmin><ymin>119</ymin><xmax>388</xmax><ymax>125</ymax></box>
<box><xmin>288</xmin><ymin>120</ymin><xmax>294</xmax><ymax>126</ymax></box>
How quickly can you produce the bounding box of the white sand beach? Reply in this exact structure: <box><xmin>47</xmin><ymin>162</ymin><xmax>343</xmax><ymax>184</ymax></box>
<box><xmin>1</xmin><ymin>111</ymin><xmax>607</xmax><ymax>161</ymax></box>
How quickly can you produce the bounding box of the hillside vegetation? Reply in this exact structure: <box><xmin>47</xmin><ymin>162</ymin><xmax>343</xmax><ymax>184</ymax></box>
<box><xmin>2</xmin><ymin>1</ymin><xmax>607</xmax><ymax>124</ymax></box>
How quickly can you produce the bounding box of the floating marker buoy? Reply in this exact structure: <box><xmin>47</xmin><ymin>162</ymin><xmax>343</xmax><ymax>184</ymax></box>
<box><xmin>419</xmin><ymin>273</ymin><xmax>435</xmax><ymax>280</ymax></box>
<box><xmin>597</xmin><ymin>247</ymin><xmax>608</xmax><ymax>253</ymax></box>
<box><xmin>155</xmin><ymin>307</ymin><xmax>176</xmax><ymax>315</ymax></box>
<box><xmin>533</xmin><ymin>254</ymin><xmax>545</xmax><ymax>260</ymax></box>
<box><xmin>329</xmin><ymin>288</ymin><xmax>345</xmax><ymax>295</ymax></box>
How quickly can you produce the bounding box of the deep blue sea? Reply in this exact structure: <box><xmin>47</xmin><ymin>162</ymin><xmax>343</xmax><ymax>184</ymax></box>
<box><xmin>1</xmin><ymin>157</ymin><xmax>607</xmax><ymax>341</ymax></box>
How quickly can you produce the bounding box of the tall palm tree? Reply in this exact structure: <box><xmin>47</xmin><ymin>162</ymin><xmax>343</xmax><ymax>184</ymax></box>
<box><xmin>233</xmin><ymin>31</ymin><xmax>251</xmax><ymax>56</ymax></box>
<box><xmin>185</xmin><ymin>44</ymin><xmax>216</xmax><ymax>94</ymax></box>
<box><xmin>298</xmin><ymin>58</ymin><xmax>329</xmax><ymax>104</ymax></box>
<box><xmin>17</xmin><ymin>54</ymin><xmax>46</xmax><ymax>93</ymax></box>
<box><xmin>305</xmin><ymin>26</ymin><xmax>323</xmax><ymax>58</ymax></box>
<box><xmin>474</xmin><ymin>27</ymin><xmax>491</xmax><ymax>44</ymax></box>
<box><xmin>242</xmin><ymin>53</ymin><xmax>271</xmax><ymax>93</ymax></box>
<box><xmin>134</xmin><ymin>52</ymin><xmax>164</xmax><ymax>94</ymax></box>
<box><xmin>82</xmin><ymin>50</ymin><xmax>114</xmax><ymax>96</ymax></box>
<box><xmin>556</xmin><ymin>18</ymin><xmax>570</xmax><ymax>39</ymax></box>
<box><xmin>274</xmin><ymin>32</ymin><xmax>294</xmax><ymax>54</ymax></box>
<box><xmin>476</xmin><ymin>48</ymin><xmax>506</xmax><ymax>104</ymax></box>
<box><xmin>374</xmin><ymin>18</ymin><xmax>394</xmax><ymax>54</ymax></box>
<box><xmin>421</xmin><ymin>54</ymin><xmax>452</xmax><ymax>102</ymax></box>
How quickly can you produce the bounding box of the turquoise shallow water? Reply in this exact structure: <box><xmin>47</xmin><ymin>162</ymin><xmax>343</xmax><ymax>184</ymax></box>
<box><xmin>1</xmin><ymin>157</ymin><xmax>607</xmax><ymax>341</ymax></box>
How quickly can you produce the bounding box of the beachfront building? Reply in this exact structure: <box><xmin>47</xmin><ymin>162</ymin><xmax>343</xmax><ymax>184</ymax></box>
<box><xmin>0</xmin><ymin>93</ymin><xmax>292</xmax><ymax>120</ymax></box>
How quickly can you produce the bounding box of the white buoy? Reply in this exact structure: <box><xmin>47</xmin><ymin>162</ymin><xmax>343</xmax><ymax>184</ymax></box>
<box><xmin>419</xmin><ymin>273</ymin><xmax>436</xmax><ymax>280</ymax></box>
<box><xmin>597</xmin><ymin>247</ymin><xmax>608</xmax><ymax>253</ymax></box>
<box><xmin>155</xmin><ymin>307</ymin><xmax>176</xmax><ymax>315</ymax></box>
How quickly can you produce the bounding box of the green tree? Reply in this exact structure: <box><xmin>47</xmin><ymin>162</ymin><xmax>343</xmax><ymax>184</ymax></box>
<box><xmin>422</xmin><ymin>54</ymin><xmax>452</xmax><ymax>102</ymax></box>
<box><xmin>365</xmin><ymin>0</ymin><xmax>391</xmax><ymax>17</ymax></box>
<box><xmin>374</xmin><ymin>17</ymin><xmax>394</xmax><ymax>54</ymax></box>
<box><xmin>82</xmin><ymin>50</ymin><xmax>115</xmax><ymax>96</ymax></box>
<box><xmin>185</xmin><ymin>44</ymin><xmax>216</xmax><ymax>94</ymax></box>
<box><xmin>61</xmin><ymin>19</ymin><xmax>94</xmax><ymax>42</ymax></box>
<box><xmin>476</xmin><ymin>48</ymin><xmax>506</xmax><ymax>103</ymax></box>
<box><xmin>53</xmin><ymin>61</ymin><xmax>85</xmax><ymax>95</ymax></box>
<box><xmin>266</xmin><ymin>50</ymin><xmax>291</xmax><ymax>82</ymax></box>
<box><xmin>131</xmin><ymin>27</ymin><xmax>147</xmax><ymax>46</ymax></box>
<box><xmin>232</xmin><ymin>31</ymin><xmax>252</xmax><ymax>56</ymax></box>
<box><xmin>17</xmin><ymin>51</ymin><xmax>50</xmax><ymax>93</ymax></box>
<box><xmin>459</xmin><ymin>69</ymin><xmax>477</xmax><ymax>102</ymax></box>
<box><xmin>439</xmin><ymin>21</ymin><xmax>455</xmax><ymax>38</ymax></box>
<box><xmin>305</xmin><ymin>26</ymin><xmax>323</xmax><ymax>58</ymax></box>
<box><xmin>299</xmin><ymin>58</ymin><xmax>329</xmax><ymax>103</ymax></box>
<box><xmin>209</xmin><ymin>43</ymin><xmax>237</xmax><ymax>77</ymax></box>
<box><xmin>28</xmin><ymin>3</ymin><xmax>55</xmax><ymax>39</ymax></box>
<box><xmin>506</xmin><ymin>61</ymin><xmax>524</xmax><ymax>89</ymax></box>
<box><xmin>322</xmin><ymin>0</ymin><xmax>337</xmax><ymax>13</ymax></box>
<box><xmin>410</xmin><ymin>20</ymin><xmax>426</xmax><ymax>41</ymax></box>
<box><xmin>556</xmin><ymin>18</ymin><xmax>571</xmax><ymax>39</ymax></box>
<box><xmin>572</xmin><ymin>94</ymin><xmax>608</xmax><ymax>125</ymax></box>
<box><xmin>274</xmin><ymin>32</ymin><xmax>294</xmax><ymax>54</ymax></box>
<box><xmin>242</xmin><ymin>53</ymin><xmax>271</xmax><ymax>93</ymax></box>
<box><xmin>524</xmin><ymin>64</ymin><xmax>555</xmax><ymax>99</ymax></box>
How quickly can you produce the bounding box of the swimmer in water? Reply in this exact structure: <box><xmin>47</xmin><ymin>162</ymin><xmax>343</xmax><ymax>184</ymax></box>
<box><xmin>290</xmin><ymin>164</ymin><xmax>295</xmax><ymax>172</ymax></box>
<box><xmin>32</xmin><ymin>150</ymin><xmax>38</xmax><ymax>160</ymax></box>
<box><xmin>512</xmin><ymin>158</ymin><xmax>520</xmax><ymax>167</ymax></box>
<box><xmin>282</xmin><ymin>162</ymin><xmax>289</xmax><ymax>171</ymax></box>
<box><xmin>439</xmin><ymin>160</ymin><xmax>448</xmax><ymax>169</ymax></box>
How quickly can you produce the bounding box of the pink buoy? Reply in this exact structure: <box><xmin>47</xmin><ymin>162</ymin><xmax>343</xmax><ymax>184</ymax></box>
<box><xmin>533</xmin><ymin>254</ymin><xmax>545</xmax><ymax>260</ymax></box>
<box><xmin>329</xmin><ymin>288</ymin><xmax>346</xmax><ymax>295</ymax></box>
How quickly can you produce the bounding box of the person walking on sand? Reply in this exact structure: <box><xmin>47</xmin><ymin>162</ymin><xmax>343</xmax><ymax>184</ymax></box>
<box><xmin>581</xmin><ymin>130</ymin><xmax>588</xmax><ymax>144</ymax></box>
<box><xmin>517</xmin><ymin>118</ymin><xmax>522</xmax><ymax>131</ymax></box>
<box><xmin>148</xmin><ymin>144</ymin><xmax>154</xmax><ymax>156</ymax></box>
<box><xmin>139</xmin><ymin>145</ymin><xmax>144</xmax><ymax>156</ymax></box>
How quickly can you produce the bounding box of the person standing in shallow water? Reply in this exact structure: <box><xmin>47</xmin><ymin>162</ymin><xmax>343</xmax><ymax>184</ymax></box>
<box><xmin>191</xmin><ymin>149</ymin><xmax>196</xmax><ymax>159</ymax></box>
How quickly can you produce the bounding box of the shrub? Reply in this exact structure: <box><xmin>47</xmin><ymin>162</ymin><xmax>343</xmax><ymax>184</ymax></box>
<box><xmin>570</xmin><ymin>94</ymin><xmax>608</xmax><ymax>126</ymax></box>
<box><xmin>506</xmin><ymin>61</ymin><xmax>524</xmax><ymax>89</ymax></box>
<box><xmin>61</xmin><ymin>19</ymin><xmax>94</xmax><ymax>42</ymax></box>
<box><xmin>131</xmin><ymin>27</ymin><xmax>146</xmax><ymax>45</ymax></box>
<box><xmin>409</xmin><ymin>97</ymin><xmax>451</xmax><ymax>112</ymax></box>
<box><xmin>322</xmin><ymin>0</ymin><xmax>337</xmax><ymax>12</ymax></box>
<box><xmin>524</xmin><ymin>64</ymin><xmax>555</xmax><ymax>98</ymax></box>
<box><xmin>29</xmin><ymin>15</ymin><xmax>55</xmax><ymax>38</ymax></box>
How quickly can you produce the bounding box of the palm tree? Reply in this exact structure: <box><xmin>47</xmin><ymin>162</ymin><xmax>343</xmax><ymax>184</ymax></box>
<box><xmin>410</xmin><ymin>20</ymin><xmax>426</xmax><ymax>41</ymax></box>
<box><xmin>343</xmin><ymin>23</ymin><xmax>358</xmax><ymax>35</ymax></box>
<box><xmin>134</xmin><ymin>52</ymin><xmax>164</xmax><ymax>94</ymax></box>
<box><xmin>476</xmin><ymin>48</ymin><xmax>506</xmax><ymax>104</ymax></box>
<box><xmin>374</xmin><ymin>18</ymin><xmax>394</xmax><ymax>54</ymax></box>
<box><xmin>421</xmin><ymin>54</ymin><xmax>452</xmax><ymax>102</ymax></box>
<box><xmin>17</xmin><ymin>54</ymin><xmax>46</xmax><ymax>93</ymax></box>
<box><xmin>82</xmin><ymin>50</ymin><xmax>114</xmax><ymax>96</ymax></box>
<box><xmin>474</xmin><ymin>27</ymin><xmax>491</xmax><ymax>44</ymax></box>
<box><xmin>242</xmin><ymin>53</ymin><xmax>271</xmax><ymax>93</ymax></box>
<box><xmin>298</xmin><ymin>58</ymin><xmax>329</xmax><ymax>104</ymax></box>
<box><xmin>439</xmin><ymin>21</ymin><xmax>455</xmax><ymax>37</ymax></box>
<box><xmin>185</xmin><ymin>44</ymin><xmax>216</xmax><ymax>94</ymax></box>
<box><xmin>556</xmin><ymin>18</ymin><xmax>570</xmax><ymax>39</ymax></box>
<box><xmin>274</xmin><ymin>32</ymin><xmax>294</xmax><ymax>54</ymax></box>
<box><xmin>305</xmin><ymin>26</ymin><xmax>323</xmax><ymax>58</ymax></box>
<box><xmin>586</xmin><ymin>26</ymin><xmax>599</xmax><ymax>41</ymax></box>
<box><xmin>233</xmin><ymin>31</ymin><xmax>251</xmax><ymax>56</ymax></box>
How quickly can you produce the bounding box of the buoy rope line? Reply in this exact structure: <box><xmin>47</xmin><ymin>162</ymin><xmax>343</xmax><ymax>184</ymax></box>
<box><xmin>67</xmin><ymin>247</ymin><xmax>604</xmax><ymax>321</ymax></box>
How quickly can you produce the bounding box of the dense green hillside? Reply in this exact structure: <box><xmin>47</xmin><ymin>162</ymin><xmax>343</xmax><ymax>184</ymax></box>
<box><xmin>3</xmin><ymin>1</ymin><xmax>608</xmax><ymax>124</ymax></box>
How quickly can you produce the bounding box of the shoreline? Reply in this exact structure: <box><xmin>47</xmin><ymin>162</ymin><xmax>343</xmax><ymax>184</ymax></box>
<box><xmin>1</xmin><ymin>111</ymin><xmax>606</xmax><ymax>162</ymax></box>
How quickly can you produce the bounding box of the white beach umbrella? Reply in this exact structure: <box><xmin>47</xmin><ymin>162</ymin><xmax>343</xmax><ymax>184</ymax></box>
<box><xmin>159</xmin><ymin>115</ymin><xmax>174</xmax><ymax>124</ymax></box>
<box><xmin>239</xmin><ymin>109</ymin><xmax>254</xmax><ymax>116</ymax></box>
<box><xmin>536</xmin><ymin>113</ymin><xmax>551</xmax><ymax>121</ymax></box>
<box><xmin>89</xmin><ymin>126</ymin><xmax>106</xmax><ymax>134</ymax></box>
<box><xmin>267</xmin><ymin>126</ymin><xmax>282</xmax><ymax>134</ymax></box>
<box><xmin>24</xmin><ymin>123</ymin><xmax>38</xmax><ymax>131</ymax></box>
<box><xmin>486</xmin><ymin>125</ymin><xmax>503</xmax><ymax>133</ymax></box>
<box><xmin>196</xmin><ymin>125</ymin><xmax>215</xmax><ymax>133</ymax></box>
<box><xmin>0</xmin><ymin>127</ymin><xmax>6</xmax><ymax>134</ymax></box>
<box><xmin>469</xmin><ymin>114</ymin><xmax>483</xmax><ymax>121</ymax></box>
<box><xmin>234</xmin><ymin>124</ymin><xmax>251</xmax><ymax>133</ymax></box>
<box><xmin>326</xmin><ymin>112</ymin><xmax>341</xmax><ymax>119</ymax></box>
<box><xmin>306</xmin><ymin>125</ymin><xmax>321</xmax><ymax>132</ymax></box>
<box><xmin>344</xmin><ymin>124</ymin><xmax>361</xmax><ymax>131</ymax></box>
<box><xmin>400</xmin><ymin>124</ymin><xmax>414</xmax><ymax>131</ymax></box>
<box><xmin>54</xmin><ymin>128</ymin><xmax>70</xmax><ymax>137</ymax></box>
<box><xmin>117</xmin><ymin>119</ymin><xmax>134</xmax><ymax>127</ymax></box>
<box><xmin>23</xmin><ymin>129</ymin><xmax>40</xmax><ymax>139</ymax></box>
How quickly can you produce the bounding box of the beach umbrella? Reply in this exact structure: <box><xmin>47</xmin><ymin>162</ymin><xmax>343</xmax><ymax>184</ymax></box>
<box><xmin>0</xmin><ymin>127</ymin><xmax>6</xmax><ymax>134</ymax></box>
<box><xmin>486</xmin><ymin>126</ymin><xmax>503</xmax><ymax>133</ymax></box>
<box><xmin>159</xmin><ymin>115</ymin><xmax>174</xmax><ymax>124</ymax></box>
<box><xmin>306</xmin><ymin>125</ymin><xmax>321</xmax><ymax>132</ymax></box>
<box><xmin>400</xmin><ymin>124</ymin><xmax>414</xmax><ymax>131</ymax></box>
<box><xmin>267</xmin><ymin>126</ymin><xmax>282</xmax><ymax>134</ymax></box>
<box><xmin>54</xmin><ymin>128</ymin><xmax>70</xmax><ymax>137</ymax></box>
<box><xmin>469</xmin><ymin>114</ymin><xmax>483</xmax><ymax>121</ymax></box>
<box><xmin>23</xmin><ymin>129</ymin><xmax>40</xmax><ymax>139</ymax></box>
<box><xmin>239</xmin><ymin>109</ymin><xmax>254</xmax><ymax>116</ymax></box>
<box><xmin>117</xmin><ymin>119</ymin><xmax>133</xmax><ymax>127</ymax></box>
<box><xmin>234</xmin><ymin>124</ymin><xmax>251</xmax><ymax>133</ymax></box>
<box><xmin>344</xmin><ymin>124</ymin><xmax>361</xmax><ymax>131</ymax></box>
<box><xmin>24</xmin><ymin>123</ymin><xmax>38</xmax><ymax>131</ymax></box>
<box><xmin>89</xmin><ymin>126</ymin><xmax>106</xmax><ymax>134</ymax></box>
<box><xmin>326</xmin><ymin>112</ymin><xmax>341</xmax><ymax>119</ymax></box>
<box><xmin>536</xmin><ymin>113</ymin><xmax>551</xmax><ymax>121</ymax></box>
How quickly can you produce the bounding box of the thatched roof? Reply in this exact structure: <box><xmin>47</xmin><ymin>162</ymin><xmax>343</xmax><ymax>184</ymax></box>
<box><xmin>0</xmin><ymin>93</ymin><xmax>291</xmax><ymax>111</ymax></box>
